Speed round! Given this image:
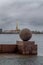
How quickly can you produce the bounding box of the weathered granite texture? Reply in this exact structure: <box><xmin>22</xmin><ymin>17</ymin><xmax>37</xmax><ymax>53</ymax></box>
<box><xmin>16</xmin><ymin>28</ymin><xmax>37</xmax><ymax>55</ymax></box>
<box><xmin>16</xmin><ymin>41</ymin><xmax>37</xmax><ymax>55</ymax></box>
<box><xmin>19</xmin><ymin>28</ymin><xmax>32</xmax><ymax>41</ymax></box>
<box><xmin>0</xmin><ymin>44</ymin><xmax>17</xmax><ymax>53</ymax></box>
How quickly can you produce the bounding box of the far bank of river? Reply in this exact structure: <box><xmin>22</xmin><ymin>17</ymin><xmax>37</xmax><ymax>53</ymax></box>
<box><xmin>0</xmin><ymin>31</ymin><xmax>43</xmax><ymax>34</ymax></box>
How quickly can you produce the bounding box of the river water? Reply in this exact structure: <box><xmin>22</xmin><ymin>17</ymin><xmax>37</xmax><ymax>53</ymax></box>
<box><xmin>0</xmin><ymin>34</ymin><xmax>43</xmax><ymax>65</ymax></box>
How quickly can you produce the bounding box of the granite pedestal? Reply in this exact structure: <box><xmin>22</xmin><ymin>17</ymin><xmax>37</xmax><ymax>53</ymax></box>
<box><xmin>16</xmin><ymin>41</ymin><xmax>37</xmax><ymax>55</ymax></box>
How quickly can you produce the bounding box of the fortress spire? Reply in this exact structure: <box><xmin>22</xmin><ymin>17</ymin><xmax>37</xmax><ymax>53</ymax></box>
<box><xmin>16</xmin><ymin>20</ymin><xmax>19</xmax><ymax>31</ymax></box>
<box><xmin>16</xmin><ymin>20</ymin><xmax>20</xmax><ymax>31</ymax></box>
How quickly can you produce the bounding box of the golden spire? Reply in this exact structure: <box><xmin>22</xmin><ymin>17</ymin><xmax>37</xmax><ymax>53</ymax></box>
<box><xmin>16</xmin><ymin>20</ymin><xmax>19</xmax><ymax>31</ymax></box>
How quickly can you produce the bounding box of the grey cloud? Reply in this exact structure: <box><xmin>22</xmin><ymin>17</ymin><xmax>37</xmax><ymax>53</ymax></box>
<box><xmin>29</xmin><ymin>18</ymin><xmax>43</xmax><ymax>26</ymax></box>
<box><xmin>0</xmin><ymin>0</ymin><xmax>43</xmax><ymax>31</ymax></box>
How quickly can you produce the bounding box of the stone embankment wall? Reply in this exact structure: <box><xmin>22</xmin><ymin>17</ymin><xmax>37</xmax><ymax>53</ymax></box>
<box><xmin>0</xmin><ymin>41</ymin><xmax>37</xmax><ymax>55</ymax></box>
<box><xmin>0</xmin><ymin>44</ymin><xmax>17</xmax><ymax>53</ymax></box>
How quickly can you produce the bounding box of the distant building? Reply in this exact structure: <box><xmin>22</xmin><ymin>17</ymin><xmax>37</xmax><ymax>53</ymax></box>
<box><xmin>3</xmin><ymin>21</ymin><xmax>20</xmax><ymax>34</ymax></box>
<box><xmin>0</xmin><ymin>29</ymin><xmax>2</xmax><ymax>33</ymax></box>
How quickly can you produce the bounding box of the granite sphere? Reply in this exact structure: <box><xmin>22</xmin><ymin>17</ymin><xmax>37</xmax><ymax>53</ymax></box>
<box><xmin>19</xmin><ymin>28</ymin><xmax>32</xmax><ymax>41</ymax></box>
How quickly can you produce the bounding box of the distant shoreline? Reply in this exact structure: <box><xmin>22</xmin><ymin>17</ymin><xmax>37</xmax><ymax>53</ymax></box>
<box><xmin>0</xmin><ymin>29</ymin><xmax>43</xmax><ymax>34</ymax></box>
<box><xmin>0</xmin><ymin>31</ymin><xmax>43</xmax><ymax>34</ymax></box>
<box><xmin>32</xmin><ymin>31</ymin><xmax>43</xmax><ymax>34</ymax></box>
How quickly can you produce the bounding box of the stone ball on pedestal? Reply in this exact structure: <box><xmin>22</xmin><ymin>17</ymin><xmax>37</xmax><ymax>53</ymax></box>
<box><xmin>19</xmin><ymin>28</ymin><xmax>32</xmax><ymax>41</ymax></box>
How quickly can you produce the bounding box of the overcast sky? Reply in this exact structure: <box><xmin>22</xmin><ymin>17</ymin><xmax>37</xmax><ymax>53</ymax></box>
<box><xmin>0</xmin><ymin>0</ymin><xmax>43</xmax><ymax>31</ymax></box>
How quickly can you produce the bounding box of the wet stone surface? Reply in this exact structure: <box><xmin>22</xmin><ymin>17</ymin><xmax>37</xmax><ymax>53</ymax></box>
<box><xmin>0</xmin><ymin>56</ymin><xmax>43</xmax><ymax>65</ymax></box>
